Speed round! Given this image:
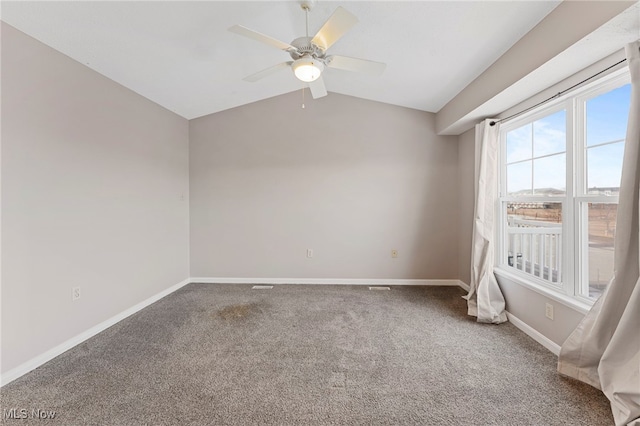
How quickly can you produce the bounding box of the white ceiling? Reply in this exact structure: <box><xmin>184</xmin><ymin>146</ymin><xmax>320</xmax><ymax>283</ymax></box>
<box><xmin>1</xmin><ymin>1</ymin><xmax>562</xmax><ymax>119</ymax></box>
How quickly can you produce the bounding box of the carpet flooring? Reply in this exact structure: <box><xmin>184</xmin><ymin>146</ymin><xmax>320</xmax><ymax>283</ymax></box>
<box><xmin>1</xmin><ymin>284</ymin><xmax>613</xmax><ymax>425</ymax></box>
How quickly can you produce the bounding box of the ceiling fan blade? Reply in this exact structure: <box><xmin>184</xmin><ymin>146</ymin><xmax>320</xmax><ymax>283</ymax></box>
<box><xmin>311</xmin><ymin>7</ymin><xmax>358</xmax><ymax>51</ymax></box>
<box><xmin>308</xmin><ymin>76</ymin><xmax>327</xmax><ymax>99</ymax></box>
<box><xmin>229</xmin><ymin>25</ymin><xmax>297</xmax><ymax>52</ymax></box>
<box><xmin>243</xmin><ymin>62</ymin><xmax>293</xmax><ymax>82</ymax></box>
<box><xmin>326</xmin><ymin>55</ymin><xmax>386</xmax><ymax>75</ymax></box>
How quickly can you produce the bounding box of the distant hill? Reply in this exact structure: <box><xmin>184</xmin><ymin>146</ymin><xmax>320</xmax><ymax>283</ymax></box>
<box><xmin>510</xmin><ymin>188</ymin><xmax>565</xmax><ymax>196</ymax></box>
<box><xmin>509</xmin><ymin>187</ymin><xmax>620</xmax><ymax>196</ymax></box>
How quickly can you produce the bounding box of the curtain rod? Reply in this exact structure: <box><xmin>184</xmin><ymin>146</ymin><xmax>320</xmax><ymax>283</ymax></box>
<box><xmin>489</xmin><ymin>57</ymin><xmax>628</xmax><ymax>127</ymax></box>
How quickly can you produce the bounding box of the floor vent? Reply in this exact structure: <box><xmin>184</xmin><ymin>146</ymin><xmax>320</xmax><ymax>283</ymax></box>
<box><xmin>252</xmin><ymin>285</ymin><xmax>273</xmax><ymax>290</ymax></box>
<box><xmin>368</xmin><ymin>286</ymin><xmax>391</xmax><ymax>291</ymax></box>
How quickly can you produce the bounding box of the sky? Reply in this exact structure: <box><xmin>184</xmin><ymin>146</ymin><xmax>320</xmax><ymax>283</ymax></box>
<box><xmin>505</xmin><ymin>83</ymin><xmax>631</xmax><ymax>195</ymax></box>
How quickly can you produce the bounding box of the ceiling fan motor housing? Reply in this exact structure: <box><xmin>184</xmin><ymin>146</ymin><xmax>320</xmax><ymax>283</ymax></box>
<box><xmin>290</xmin><ymin>36</ymin><xmax>326</xmax><ymax>61</ymax></box>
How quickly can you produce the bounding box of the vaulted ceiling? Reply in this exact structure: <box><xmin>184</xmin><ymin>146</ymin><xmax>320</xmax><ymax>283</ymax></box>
<box><xmin>1</xmin><ymin>1</ymin><xmax>560</xmax><ymax>119</ymax></box>
<box><xmin>1</xmin><ymin>1</ymin><xmax>638</xmax><ymax>130</ymax></box>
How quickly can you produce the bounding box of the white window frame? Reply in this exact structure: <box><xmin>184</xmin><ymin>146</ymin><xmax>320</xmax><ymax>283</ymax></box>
<box><xmin>495</xmin><ymin>68</ymin><xmax>631</xmax><ymax>310</ymax></box>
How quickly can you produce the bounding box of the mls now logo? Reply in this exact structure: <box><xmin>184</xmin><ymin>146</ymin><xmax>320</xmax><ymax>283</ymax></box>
<box><xmin>3</xmin><ymin>408</ymin><xmax>57</xmax><ymax>420</ymax></box>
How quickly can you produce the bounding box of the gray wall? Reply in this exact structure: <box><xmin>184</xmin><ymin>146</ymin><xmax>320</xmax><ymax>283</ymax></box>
<box><xmin>1</xmin><ymin>23</ymin><xmax>190</xmax><ymax>374</ymax></box>
<box><xmin>189</xmin><ymin>92</ymin><xmax>459</xmax><ymax>279</ymax></box>
<box><xmin>457</xmin><ymin>128</ymin><xmax>475</xmax><ymax>286</ymax></box>
<box><xmin>498</xmin><ymin>275</ymin><xmax>586</xmax><ymax>347</ymax></box>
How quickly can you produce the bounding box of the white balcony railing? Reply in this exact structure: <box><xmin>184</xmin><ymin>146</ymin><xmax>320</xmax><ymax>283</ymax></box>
<box><xmin>507</xmin><ymin>216</ymin><xmax>562</xmax><ymax>284</ymax></box>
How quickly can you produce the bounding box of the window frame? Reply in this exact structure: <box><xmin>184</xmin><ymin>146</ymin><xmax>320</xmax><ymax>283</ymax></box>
<box><xmin>495</xmin><ymin>68</ymin><xmax>631</xmax><ymax>308</ymax></box>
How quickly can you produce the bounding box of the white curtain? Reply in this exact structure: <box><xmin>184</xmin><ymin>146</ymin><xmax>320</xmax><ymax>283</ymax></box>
<box><xmin>464</xmin><ymin>119</ymin><xmax>507</xmax><ymax>324</ymax></box>
<box><xmin>558</xmin><ymin>41</ymin><xmax>640</xmax><ymax>426</ymax></box>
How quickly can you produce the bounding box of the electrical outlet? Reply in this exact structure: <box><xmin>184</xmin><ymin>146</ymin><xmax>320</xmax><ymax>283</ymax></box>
<box><xmin>72</xmin><ymin>287</ymin><xmax>81</xmax><ymax>301</ymax></box>
<box><xmin>391</xmin><ymin>249</ymin><xmax>398</xmax><ymax>258</ymax></box>
<box><xmin>307</xmin><ymin>249</ymin><xmax>313</xmax><ymax>258</ymax></box>
<box><xmin>545</xmin><ymin>303</ymin><xmax>554</xmax><ymax>320</ymax></box>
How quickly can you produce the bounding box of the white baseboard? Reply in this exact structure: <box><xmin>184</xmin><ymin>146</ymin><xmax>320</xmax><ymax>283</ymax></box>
<box><xmin>0</xmin><ymin>278</ymin><xmax>191</xmax><ymax>387</ymax></box>
<box><xmin>505</xmin><ymin>311</ymin><xmax>561</xmax><ymax>355</ymax></box>
<box><xmin>457</xmin><ymin>280</ymin><xmax>470</xmax><ymax>292</ymax></box>
<box><xmin>190</xmin><ymin>277</ymin><xmax>466</xmax><ymax>287</ymax></box>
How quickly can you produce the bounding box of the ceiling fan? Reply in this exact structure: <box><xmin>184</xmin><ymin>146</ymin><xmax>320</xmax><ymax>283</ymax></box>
<box><xmin>228</xmin><ymin>1</ymin><xmax>386</xmax><ymax>99</ymax></box>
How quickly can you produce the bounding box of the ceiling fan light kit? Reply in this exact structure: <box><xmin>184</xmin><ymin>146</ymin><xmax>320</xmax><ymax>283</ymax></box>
<box><xmin>228</xmin><ymin>1</ymin><xmax>386</xmax><ymax>100</ymax></box>
<box><xmin>292</xmin><ymin>56</ymin><xmax>324</xmax><ymax>82</ymax></box>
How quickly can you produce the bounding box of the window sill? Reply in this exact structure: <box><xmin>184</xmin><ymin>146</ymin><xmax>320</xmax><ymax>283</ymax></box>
<box><xmin>494</xmin><ymin>267</ymin><xmax>592</xmax><ymax>315</ymax></box>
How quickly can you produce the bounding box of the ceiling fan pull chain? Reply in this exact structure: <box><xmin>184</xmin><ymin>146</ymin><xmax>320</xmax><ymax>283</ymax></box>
<box><xmin>302</xmin><ymin>86</ymin><xmax>306</xmax><ymax>109</ymax></box>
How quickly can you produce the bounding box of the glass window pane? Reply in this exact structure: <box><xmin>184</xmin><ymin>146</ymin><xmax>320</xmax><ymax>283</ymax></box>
<box><xmin>586</xmin><ymin>203</ymin><xmax>617</xmax><ymax>299</ymax></box>
<box><xmin>506</xmin><ymin>124</ymin><xmax>532</xmax><ymax>163</ymax></box>
<box><xmin>533</xmin><ymin>110</ymin><xmax>566</xmax><ymax>157</ymax></box>
<box><xmin>505</xmin><ymin>202</ymin><xmax>562</xmax><ymax>284</ymax></box>
<box><xmin>533</xmin><ymin>154</ymin><xmax>566</xmax><ymax>195</ymax></box>
<box><xmin>587</xmin><ymin>142</ymin><xmax>624</xmax><ymax>195</ymax></box>
<box><xmin>586</xmin><ymin>84</ymin><xmax>631</xmax><ymax>146</ymax></box>
<box><xmin>507</xmin><ymin>161</ymin><xmax>532</xmax><ymax>195</ymax></box>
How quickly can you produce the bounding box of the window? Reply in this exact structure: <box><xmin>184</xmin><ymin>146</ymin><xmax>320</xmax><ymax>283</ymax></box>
<box><xmin>498</xmin><ymin>70</ymin><xmax>631</xmax><ymax>305</ymax></box>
